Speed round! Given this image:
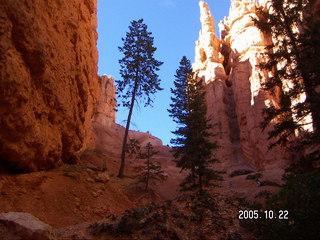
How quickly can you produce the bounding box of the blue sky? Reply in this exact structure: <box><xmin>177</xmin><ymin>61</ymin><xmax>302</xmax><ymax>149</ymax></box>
<box><xmin>97</xmin><ymin>0</ymin><xmax>230</xmax><ymax>145</ymax></box>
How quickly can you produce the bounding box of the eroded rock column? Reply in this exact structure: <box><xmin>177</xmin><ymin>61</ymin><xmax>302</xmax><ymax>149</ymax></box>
<box><xmin>193</xmin><ymin>1</ymin><xmax>237</xmax><ymax>169</ymax></box>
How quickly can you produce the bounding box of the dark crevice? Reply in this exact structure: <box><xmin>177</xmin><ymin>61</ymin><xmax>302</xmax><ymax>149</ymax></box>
<box><xmin>226</xmin><ymin>84</ymin><xmax>240</xmax><ymax>144</ymax></box>
<box><xmin>221</xmin><ymin>42</ymin><xmax>231</xmax><ymax>76</ymax></box>
<box><xmin>0</xmin><ymin>153</ymin><xmax>28</xmax><ymax>174</ymax></box>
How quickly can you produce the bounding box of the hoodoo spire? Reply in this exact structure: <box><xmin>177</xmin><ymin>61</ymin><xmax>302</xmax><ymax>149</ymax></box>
<box><xmin>193</xmin><ymin>1</ymin><xmax>227</xmax><ymax>83</ymax></box>
<box><xmin>199</xmin><ymin>0</ymin><xmax>215</xmax><ymax>34</ymax></box>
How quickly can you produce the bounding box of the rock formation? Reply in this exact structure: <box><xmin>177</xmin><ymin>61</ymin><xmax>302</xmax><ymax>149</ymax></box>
<box><xmin>94</xmin><ymin>75</ymin><xmax>116</xmax><ymax>128</ymax></box>
<box><xmin>0</xmin><ymin>0</ymin><xmax>100</xmax><ymax>171</ymax></box>
<box><xmin>193</xmin><ymin>1</ymin><xmax>236</xmax><ymax>170</ymax></box>
<box><xmin>0</xmin><ymin>212</ymin><xmax>56</xmax><ymax>240</ymax></box>
<box><xmin>194</xmin><ymin>1</ymin><xmax>227</xmax><ymax>82</ymax></box>
<box><xmin>194</xmin><ymin>0</ymin><xmax>289</xmax><ymax>171</ymax></box>
<box><xmin>93</xmin><ymin>121</ymin><xmax>163</xmax><ymax>158</ymax></box>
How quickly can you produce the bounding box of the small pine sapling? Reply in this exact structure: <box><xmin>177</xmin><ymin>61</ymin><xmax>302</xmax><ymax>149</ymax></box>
<box><xmin>135</xmin><ymin>142</ymin><xmax>166</xmax><ymax>191</ymax></box>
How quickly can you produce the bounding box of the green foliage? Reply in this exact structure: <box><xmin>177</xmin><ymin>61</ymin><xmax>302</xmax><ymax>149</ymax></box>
<box><xmin>254</xmin><ymin>0</ymin><xmax>320</xmax><ymax>157</ymax></box>
<box><xmin>168</xmin><ymin>56</ymin><xmax>221</xmax><ymax>195</ymax></box>
<box><xmin>116</xmin><ymin>18</ymin><xmax>163</xmax><ymax>177</ymax></box>
<box><xmin>125</xmin><ymin>138</ymin><xmax>141</xmax><ymax>158</ymax></box>
<box><xmin>117</xmin><ymin>18</ymin><xmax>163</xmax><ymax>108</ymax></box>
<box><xmin>168</xmin><ymin>56</ymin><xmax>190</xmax><ymax>119</ymax></box>
<box><xmin>135</xmin><ymin>142</ymin><xmax>166</xmax><ymax>191</ymax></box>
<box><xmin>242</xmin><ymin>170</ymin><xmax>320</xmax><ymax>240</ymax></box>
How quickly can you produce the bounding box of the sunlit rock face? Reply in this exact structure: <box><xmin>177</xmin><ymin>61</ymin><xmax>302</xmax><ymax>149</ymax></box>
<box><xmin>194</xmin><ymin>0</ymin><xmax>290</xmax><ymax>171</ymax></box>
<box><xmin>94</xmin><ymin>75</ymin><xmax>116</xmax><ymax>128</ymax></box>
<box><xmin>92</xmin><ymin>77</ymin><xmax>163</xmax><ymax>158</ymax></box>
<box><xmin>0</xmin><ymin>0</ymin><xmax>100</xmax><ymax>172</ymax></box>
<box><xmin>193</xmin><ymin>1</ymin><xmax>227</xmax><ymax>82</ymax></box>
<box><xmin>193</xmin><ymin>1</ymin><xmax>235</xmax><ymax>170</ymax></box>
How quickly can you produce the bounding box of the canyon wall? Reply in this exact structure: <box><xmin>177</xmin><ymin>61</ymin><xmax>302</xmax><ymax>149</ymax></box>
<box><xmin>94</xmin><ymin>75</ymin><xmax>116</xmax><ymax>129</ymax></box>
<box><xmin>0</xmin><ymin>0</ymin><xmax>100</xmax><ymax>172</ymax></box>
<box><xmin>194</xmin><ymin>0</ymin><xmax>290</xmax><ymax>171</ymax></box>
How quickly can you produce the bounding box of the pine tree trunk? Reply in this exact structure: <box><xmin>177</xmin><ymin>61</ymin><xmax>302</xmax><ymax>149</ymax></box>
<box><xmin>145</xmin><ymin>145</ymin><xmax>150</xmax><ymax>191</ymax></box>
<box><xmin>118</xmin><ymin>81</ymin><xmax>139</xmax><ymax>178</ymax></box>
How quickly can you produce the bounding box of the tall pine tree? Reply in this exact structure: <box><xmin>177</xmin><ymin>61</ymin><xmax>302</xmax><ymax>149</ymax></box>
<box><xmin>168</xmin><ymin>56</ymin><xmax>194</xmax><ymax>179</ymax></box>
<box><xmin>116</xmin><ymin>19</ymin><xmax>163</xmax><ymax>178</ymax></box>
<box><xmin>168</xmin><ymin>56</ymin><xmax>221</xmax><ymax>196</ymax></box>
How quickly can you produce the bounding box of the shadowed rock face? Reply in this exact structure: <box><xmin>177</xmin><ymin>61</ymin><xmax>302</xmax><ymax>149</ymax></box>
<box><xmin>0</xmin><ymin>0</ymin><xmax>100</xmax><ymax>172</ymax></box>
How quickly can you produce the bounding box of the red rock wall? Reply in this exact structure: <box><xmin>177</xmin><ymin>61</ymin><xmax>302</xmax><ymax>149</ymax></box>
<box><xmin>0</xmin><ymin>0</ymin><xmax>100</xmax><ymax>171</ymax></box>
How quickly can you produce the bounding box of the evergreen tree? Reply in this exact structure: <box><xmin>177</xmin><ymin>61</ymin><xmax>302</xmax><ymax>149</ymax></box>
<box><xmin>135</xmin><ymin>142</ymin><xmax>166</xmax><ymax>191</ymax></box>
<box><xmin>125</xmin><ymin>139</ymin><xmax>141</xmax><ymax>159</ymax></box>
<box><xmin>254</xmin><ymin>0</ymin><xmax>320</xmax><ymax>158</ymax></box>
<box><xmin>168</xmin><ymin>56</ymin><xmax>221</xmax><ymax>196</ymax></box>
<box><xmin>116</xmin><ymin>19</ymin><xmax>163</xmax><ymax>178</ymax></box>
<box><xmin>242</xmin><ymin>2</ymin><xmax>320</xmax><ymax>238</ymax></box>
<box><xmin>168</xmin><ymin>56</ymin><xmax>194</xmax><ymax>180</ymax></box>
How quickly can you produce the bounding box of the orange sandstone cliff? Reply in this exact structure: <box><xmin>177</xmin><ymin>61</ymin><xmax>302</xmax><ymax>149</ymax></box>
<box><xmin>0</xmin><ymin>0</ymin><xmax>100</xmax><ymax>172</ymax></box>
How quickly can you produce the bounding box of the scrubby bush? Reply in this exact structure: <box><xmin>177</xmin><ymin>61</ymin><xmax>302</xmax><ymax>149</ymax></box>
<box><xmin>135</xmin><ymin>142</ymin><xmax>166</xmax><ymax>191</ymax></box>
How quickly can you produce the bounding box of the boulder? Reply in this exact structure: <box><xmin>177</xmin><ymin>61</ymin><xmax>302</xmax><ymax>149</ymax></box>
<box><xmin>0</xmin><ymin>212</ymin><xmax>56</xmax><ymax>240</ymax></box>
